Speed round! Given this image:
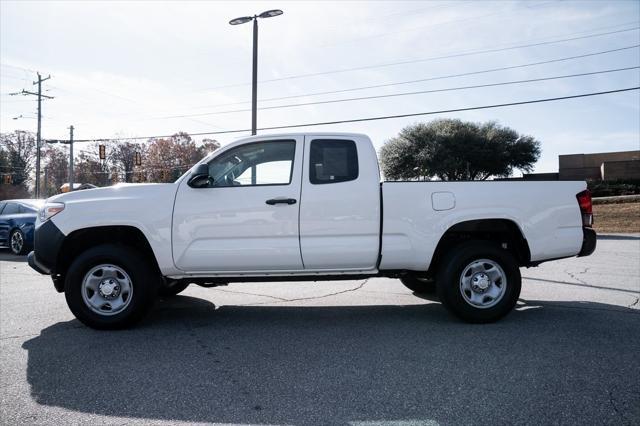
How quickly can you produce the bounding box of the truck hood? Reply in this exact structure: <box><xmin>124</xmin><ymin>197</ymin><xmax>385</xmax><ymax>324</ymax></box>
<box><xmin>47</xmin><ymin>183</ymin><xmax>178</xmax><ymax>204</ymax></box>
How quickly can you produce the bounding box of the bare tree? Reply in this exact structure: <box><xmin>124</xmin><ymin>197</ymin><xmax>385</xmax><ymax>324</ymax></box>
<box><xmin>0</xmin><ymin>130</ymin><xmax>37</xmax><ymax>188</ymax></box>
<box><xmin>42</xmin><ymin>145</ymin><xmax>69</xmax><ymax>196</ymax></box>
<box><xmin>110</xmin><ymin>142</ymin><xmax>143</xmax><ymax>183</ymax></box>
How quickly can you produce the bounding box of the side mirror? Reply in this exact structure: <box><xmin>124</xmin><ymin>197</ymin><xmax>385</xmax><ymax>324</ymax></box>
<box><xmin>187</xmin><ymin>164</ymin><xmax>213</xmax><ymax>188</ymax></box>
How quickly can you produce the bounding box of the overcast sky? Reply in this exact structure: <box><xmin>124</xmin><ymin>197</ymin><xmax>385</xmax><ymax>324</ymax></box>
<box><xmin>1</xmin><ymin>0</ymin><xmax>639</xmax><ymax>173</ymax></box>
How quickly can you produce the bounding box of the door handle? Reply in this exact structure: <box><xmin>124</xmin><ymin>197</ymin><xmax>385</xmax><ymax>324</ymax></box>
<box><xmin>265</xmin><ymin>198</ymin><xmax>297</xmax><ymax>205</ymax></box>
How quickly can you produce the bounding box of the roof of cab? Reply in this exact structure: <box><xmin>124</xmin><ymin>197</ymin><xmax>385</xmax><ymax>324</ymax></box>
<box><xmin>233</xmin><ymin>132</ymin><xmax>370</xmax><ymax>143</ymax></box>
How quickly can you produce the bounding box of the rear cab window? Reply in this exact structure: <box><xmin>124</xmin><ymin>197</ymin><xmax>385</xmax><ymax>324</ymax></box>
<box><xmin>309</xmin><ymin>139</ymin><xmax>358</xmax><ymax>184</ymax></box>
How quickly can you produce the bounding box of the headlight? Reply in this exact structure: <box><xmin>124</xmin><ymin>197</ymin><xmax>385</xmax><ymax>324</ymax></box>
<box><xmin>39</xmin><ymin>203</ymin><xmax>65</xmax><ymax>222</ymax></box>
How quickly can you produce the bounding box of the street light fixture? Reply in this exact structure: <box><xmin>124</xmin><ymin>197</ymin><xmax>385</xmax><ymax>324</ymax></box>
<box><xmin>229</xmin><ymin>9</ymin><xmax>283</xmax><ymax>135</ymax></box>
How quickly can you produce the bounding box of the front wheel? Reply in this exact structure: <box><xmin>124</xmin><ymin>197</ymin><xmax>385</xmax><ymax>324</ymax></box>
<box><xmin>64</xmin><ymin>244</ymin><xmax>158</xmax><ymax>329</ymax></box>
<box><xmin>436</xmin><ymin>241</ymin><xmax>521</xmax><ymax>323</ymax></box>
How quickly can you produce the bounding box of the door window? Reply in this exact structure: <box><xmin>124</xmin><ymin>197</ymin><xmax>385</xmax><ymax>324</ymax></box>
<box><xmin>207</xmin><ymin>140</ymin><xmax>295</xmax><ymax>187</ymax></box>
<box><xmin>309</xmin><ymin>139</ymin><xmax>358</xmax><ymax>184</ymax></box>
<box><xmin>2</xmin><ymin>203</ymin><xmax>19</xmax><ymax>215</ymax></box>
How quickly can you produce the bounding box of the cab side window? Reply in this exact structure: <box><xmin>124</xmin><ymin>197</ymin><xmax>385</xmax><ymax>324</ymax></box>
<box><xmin>309</xmin><ymin>139</ymin><xmax>358</xmax><ymax>184</ymax></box>
<box><xmin>207</xmin><ymin>140</ymin><xmax>295</xmax><ymax>187</ymax></box>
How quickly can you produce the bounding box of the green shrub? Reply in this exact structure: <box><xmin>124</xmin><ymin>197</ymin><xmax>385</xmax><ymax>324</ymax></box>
<box><xmin>588</xmin><ymin>179</ymin><xmax>640</xmax><ymax>197</ymax></box>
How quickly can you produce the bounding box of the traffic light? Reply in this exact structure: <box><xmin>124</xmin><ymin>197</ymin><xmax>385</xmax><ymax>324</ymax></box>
<box><xmin>3</xmin><ymin>174</ymin><xmax>11</xmax><ymax>184</ymax></box>
<box><xmin>134</xmin><ymin>152</ymin><xmax>141</xmax><ymax>166</ymax></box>
<box><xmin>99</xmin><ymin>145</ymin><xmax>106</xmax><ymax>160</ymax></box>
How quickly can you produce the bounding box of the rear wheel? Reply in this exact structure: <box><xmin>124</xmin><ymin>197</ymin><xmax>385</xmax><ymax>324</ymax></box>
<box><xmin>64</xmin><ymin>244</ymin><xmax>158</xmax><ymax>329</ymax></box>
<box><xmin>400</xmin><ymin>274</ymin><xmax>436</xmax><ymax>294</ymax></box>
<box><xmin>436</xmin><ymin>241</ymin><xmax>521</xmax><ymax>323</ymax></box>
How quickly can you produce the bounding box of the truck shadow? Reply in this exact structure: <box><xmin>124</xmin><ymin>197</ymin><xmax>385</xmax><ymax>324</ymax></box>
<box><xmin>22</xmin><ymin>297</ymin><xmax>640</xmax><ymax>425</ymax></box>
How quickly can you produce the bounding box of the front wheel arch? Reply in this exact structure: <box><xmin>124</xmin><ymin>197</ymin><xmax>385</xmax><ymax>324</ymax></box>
<box><xmin>57</xmin><ymin>226</ymin><xmax>161</xmax><ymax>279</ymax></box>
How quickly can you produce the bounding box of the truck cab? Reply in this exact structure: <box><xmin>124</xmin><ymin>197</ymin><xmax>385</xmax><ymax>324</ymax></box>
<box><xmin>172</xmin><ymin>133</ymin><xmax>381</xmax><ymax>274</ymax></box>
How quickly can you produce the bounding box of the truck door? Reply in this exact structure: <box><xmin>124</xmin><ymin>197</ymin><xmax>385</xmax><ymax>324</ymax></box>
<box><xmin>299</xmin><ymin>135</ymin><xmax>381</xmax><ymax>271</ymax></box>
<box><xmin>172</xmin><ymin>136</ymin><xmax>304</xmax><ymax>272</ymax></box>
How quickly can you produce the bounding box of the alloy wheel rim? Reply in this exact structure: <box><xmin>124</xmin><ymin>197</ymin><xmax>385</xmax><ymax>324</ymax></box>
<box><xmin>459</xmin><ymin>258</ymin><xmax>507</xmax><ymax>309</ymax></box>
<box><xmin>81</xmin><ymin>264</ymin><xmax>133</xmax><ymax>316</ymax></box>
<box><xmin>10</xmin><ymin>231</ymin><xmax>23</xmax><ymax>254</ymax></box>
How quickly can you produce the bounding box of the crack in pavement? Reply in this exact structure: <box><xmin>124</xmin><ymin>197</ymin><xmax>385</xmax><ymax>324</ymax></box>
<box><xmin>0</xmin><ymin>332</ymin><xmax>40</xmax><ymax>341</ymax></box>
<box><xmin>522</xmin><ymin>276</ymin><xmax>639</xmax><ymax>294</ymax></box>
<box><xmin>235</xmin><ymin>278</ymin><xmax>370</xmax><ymax>306</ymax></box>
<box><xmin>628</xmin><ymin>295</ymin><xmax>640</xmax><ymax>309</ymax></box>
<box><xmin>0</xmin><ymin>322</ymin><xmax>86</xmax><ymax>341</ymax></box>
<box><xmin>208</xmin><ymin>288</ymin><xmax>290</xmax><ymax>302</ymax></box>
<box><xmin>565</xmin><ymin>267</ymin><xmax>590</xmax><ymax>285</ymax></box>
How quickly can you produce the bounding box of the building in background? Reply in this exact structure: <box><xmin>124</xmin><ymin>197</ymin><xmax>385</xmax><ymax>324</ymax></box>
<box><xmin>558</xmin><ymin>150</ymin><xmax>640</xmax><ymax>180</ymax></box>
<box><xmin>521</xmin><ymin>150</ymin><xmax>640</xmax><ymax>181</ymax></box>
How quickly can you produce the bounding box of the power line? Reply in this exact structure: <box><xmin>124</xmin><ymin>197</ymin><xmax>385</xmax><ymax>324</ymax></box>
<box><xmin>0</xmin><ymin>63</ymin><xmax>35</xmax><ymax>73</ymax></box>
<box><xmin>200</xmin><ymin>26</ymin><xmax>640</xmax><ymax>90</ymax></box>
<box><xmin>47</xmin><ymin>84</ymin><xmax>225</xmax><ymax>131</ymax></box>
<box><xmin>157</xmin><ymin>66</ymin><xmax>640</xmax><ymax>119</ymax></box>
<box><xmin>316</xmin><ymin>6</ymin><xmax>513</xmax><ymax>49</ymax></box>
<box><xmin>69</xmin><ymin>87</ymin><xmax>640</xmax><ymax>142</ymax></box>
<box><xmin>315</xmin><ymin>1</ymin><xmax>559</xmax><ymax>50</ymax></box>
<box><xmin>186</xmin><ymin>44</ymin><xmax>640</xmax><ymax>110</ymax></box>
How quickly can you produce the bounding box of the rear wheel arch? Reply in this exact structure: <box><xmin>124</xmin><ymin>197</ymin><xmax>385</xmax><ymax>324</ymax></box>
<box><xmin>427</xmin><ymin>219</ymin><xmax>531</xmax><ymax>276</ymax></box>
<box><xmin>56</xmin><ymin>226</ymin><xmax>161</xmax><ymax>279</ymax></box>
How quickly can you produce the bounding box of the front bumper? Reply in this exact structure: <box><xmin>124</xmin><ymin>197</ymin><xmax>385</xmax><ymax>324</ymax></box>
<box><xmin>27</xmin><ymin>219</ymin><xmax>65</xmax><ymax>275</ymax></box>
<box><xmin>578</xmin><ymin>227</ymin><xmax>596</xmax><ymax>257</ymax></box>
<box><xmin>28</xmin><ymin>251</ymin><xmax>50</xmax><ymax>274</ymax></box>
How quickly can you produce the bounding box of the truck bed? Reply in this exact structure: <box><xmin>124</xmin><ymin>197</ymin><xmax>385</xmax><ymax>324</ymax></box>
<box><xmin>380</xmin><ymin>181</ymin><xmax>587</xmax><ymax>271</ymax></box>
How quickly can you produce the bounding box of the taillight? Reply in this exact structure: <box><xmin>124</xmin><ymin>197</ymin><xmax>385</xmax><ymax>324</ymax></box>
<box><xmin>576</xmin><ymin>190</ymin><xmax>593</xmax><ymax>227</ymax></box>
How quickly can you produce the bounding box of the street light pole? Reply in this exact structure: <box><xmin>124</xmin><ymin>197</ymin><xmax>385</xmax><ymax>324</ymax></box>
<box><xmin>229</xmin><ymin>9</ymin><xmax>283</xmax><ymax>136</ymax></box>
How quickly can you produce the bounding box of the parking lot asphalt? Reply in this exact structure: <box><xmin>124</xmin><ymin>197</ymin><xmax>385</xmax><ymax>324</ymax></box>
<box><xmin>1</xmin><ymin>235</ymin><xmax>639</xmax><ymax>425</ymax></box>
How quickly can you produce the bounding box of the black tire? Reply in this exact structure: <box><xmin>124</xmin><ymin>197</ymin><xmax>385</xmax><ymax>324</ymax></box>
<box><xmin>64</xmin><ymin>244</ymin><xmax>158</xmax><ymax>329</ymax></box>
<box><xmin>436</xmin><ymin>241</ymin><xmax>521</xmax><ymax>323</ymax></box>
<box><xmin>9</xmin><ymin>229</ymin><xmax>27</xmax><ymax>255</ymax></box>
<box><xmin>158</xmin><ymin>280</ymin><xmax>189</xmax><ymax>298</ymax></box>
<box><xmin>400</xmin><ymin>274</ymin><xmax>436</xmax><ymax>294</ymax></box>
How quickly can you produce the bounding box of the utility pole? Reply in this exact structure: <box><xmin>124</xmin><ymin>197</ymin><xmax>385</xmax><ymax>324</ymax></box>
<box><xmin>68</xmin><ymin>125</ymin><xmax>74</xmax><ymax>192</ymax></box>
<box><xmin>11</xmin><ymin>73</ymin><xmax>53</xmax><ymax>198</ymax></box>
<box><xmin>251</xmin><ymin>17</ymin><xmax>258</xmax><ymax>135</ymax></box>
<box><xmin>43</xmin><ymin>168</ymin><xmax>48</xmax><ymax>197</ymax></box>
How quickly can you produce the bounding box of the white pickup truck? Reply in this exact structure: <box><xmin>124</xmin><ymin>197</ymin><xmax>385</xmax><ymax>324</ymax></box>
<box><xmin>29</xmin><ymin>132</ymin><xmax>596</xmax><ymax>329</ymax></box>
